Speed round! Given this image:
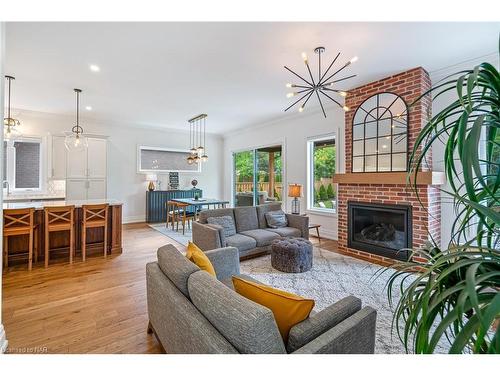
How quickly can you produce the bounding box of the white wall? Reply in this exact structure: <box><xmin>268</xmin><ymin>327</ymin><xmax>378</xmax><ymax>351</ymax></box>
<box><xmin>10</xmin><ymin>110</ymin><xmax>224</xmax><ymax>223</ymax></box>
<box><xmin>222</xmin><ymin>106</ymin><xmax>345</xmax><ymax>240</ymax></box>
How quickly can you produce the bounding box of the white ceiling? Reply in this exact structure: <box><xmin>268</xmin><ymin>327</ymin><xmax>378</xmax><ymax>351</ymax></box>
<box><xmin>5</xmin><ymin>22</ymin><xmax>499</xmax><ymax>134</ymax></box>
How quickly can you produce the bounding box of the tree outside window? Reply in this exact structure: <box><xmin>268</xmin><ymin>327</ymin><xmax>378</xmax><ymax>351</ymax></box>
<box><xmin>309</xmin><ymin>137</ymin><xmax>336</xmax><ymax>212</ymax></box>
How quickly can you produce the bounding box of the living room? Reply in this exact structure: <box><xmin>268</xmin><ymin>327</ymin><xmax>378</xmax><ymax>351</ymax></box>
<box><xmin>1</xmin><ymin>1</ymin><xmax>499</xmax><ymax>373</ymax></box>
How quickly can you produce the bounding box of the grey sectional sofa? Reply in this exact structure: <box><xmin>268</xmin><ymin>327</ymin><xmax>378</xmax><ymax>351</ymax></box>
<box><xmin>146</xmin><ymin>244</ymin><xmax>377</xmax><ymax>354</ymax></box>
<box><xmin>192</xmin><ymin>203</ymin><xmax>309</xmax><ymax>259</ymax></box>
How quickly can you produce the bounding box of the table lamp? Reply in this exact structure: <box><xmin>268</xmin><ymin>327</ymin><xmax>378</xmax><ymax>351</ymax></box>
<box><xmin>146</xmin><ymin>174</ymin><xmax>157</xmax><ymax>191</ymax></box>
<box><xmin>288</xmin><ymin>183</ymin><xmax>303</xmax><ymax>215</ymax></box>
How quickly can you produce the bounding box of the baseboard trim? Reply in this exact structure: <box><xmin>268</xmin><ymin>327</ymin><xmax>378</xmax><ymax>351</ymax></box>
<box><xmin>123</xmin><ymin>215</ymin><xmax>145</xmax><ymax>224</ymax></box>
<box><xmin>313</xmin><ymin>228</ymin><xmax>337</xmax><ymax>241</ymax></box>
<box><xmin>0</xmin><ymin>324</ymin><xmax>8</xmax><ymax>353</ymax></box>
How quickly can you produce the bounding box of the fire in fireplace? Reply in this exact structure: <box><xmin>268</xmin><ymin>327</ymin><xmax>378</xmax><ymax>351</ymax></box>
<box><xmin>348</xmin><ymin>201</ymin><xmax>412</xmax><ymax>260</ymax></box>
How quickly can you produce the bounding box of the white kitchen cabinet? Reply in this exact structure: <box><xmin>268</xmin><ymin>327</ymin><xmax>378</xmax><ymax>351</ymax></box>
<box><xmin>67</xmin><ymin>149</ymin><xmax>88</xmax><ymax>178</ymax></box>
<box><xmin>66</xmin><ymin>179</ymin><xmax>88</xmax><ymax>200</ymax></box>
<box><xmin>50</xmin><ymin>135</ymin><xmax>67</xmax><ymax>179</ymax></box>
<box><xmin>87</xmin><ymin>138</ymin><xmax>107</xmax><ymax>178</ymax></box>
<box><xmin>87</xmin><ymin>179</ymin><xmax>107</xmax><ymax>199</ymax></box>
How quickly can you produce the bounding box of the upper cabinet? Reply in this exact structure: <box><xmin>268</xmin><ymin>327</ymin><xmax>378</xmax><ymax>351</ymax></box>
<box><xmin>50</xmin><ymin>135</ymin><xmax>68</xmax><ymax>180</ymax></box>
<box><xmin>87</xmin><ymin>138</ymin><xmax>107</xmax><ymax>178</ymax></box>
<box><xmin>54</xmin><ymin>135</ymin><xmax>107</xmax><ymax>179</ymax></box>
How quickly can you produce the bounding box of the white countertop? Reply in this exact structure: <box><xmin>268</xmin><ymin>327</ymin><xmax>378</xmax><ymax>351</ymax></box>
<box><xmin>3</xmin><ymin>194</ymin><xmax>66</xmax><ymax>202</ymax></box>
<box><xmin>3</xmin><ymin>199</ymin><xmax>122</xmax><ymax>210</ymax></box>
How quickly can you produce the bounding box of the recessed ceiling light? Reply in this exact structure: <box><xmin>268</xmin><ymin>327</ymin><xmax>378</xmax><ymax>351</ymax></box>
<box><xmin>89</xmin><ymin>64</ymin><xmax>100</xmax><ymax>72</ymax></box>
<box><xmin>85</xmin><ymin>106</ymin><xmax>92</xmax><ymax>111</ymax></box>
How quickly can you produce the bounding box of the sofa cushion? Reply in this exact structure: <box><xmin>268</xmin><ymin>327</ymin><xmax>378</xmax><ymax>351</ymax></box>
<box><xmin>265</xmin><ymin>227</ymin><xmax>301</xmax><ymax>238</ymax></box>
<box><xmin>256</xmin><ymin>203</ymin><xmax>283</xmax><ymax>229</ymax></box>
<box><xmin>232</xmin><ymin>276</ymin><xmax>314</xmax><ymax>342</ymax></box>
<box><xmin>186</xmin><ymin>241</ymin><xmax>216</xmax><ymax>277</ymax></box>
<box><xmin>233</xmin><ymin>206</ymin><xmax>259</xmax><ymax>232</ymax></box>
<box><xmin>265</xmin><ymin>210</ymin><xmax>288</xmax><ymax>228</ymax></box>
<box><xmin>207</xmin><ymin>215</ymin><xmax>236</xmax><ymax>237</ymax></box>
<box><xmin>225</xmin><ymin>233</ymin><xmax>257</xmax><ymax>253</ymax></box>
<box><xmin>157</xmin><ymin>244</ymin><xmax>199</xmax><ymax>297</ymax></box>
<box><xmin>199</xmin><ymin>208</ymin><xmax>235</xmax><ymax>224</ymax></box>
<box><xmin>188</xmin><ymin>271</ymin><xmax>286</xmax><ymax>354</ymax></box>
<box><xmin>240</xmin><ymin>229</ymin><xmax>281</xmax><ymax>247</ymax></box>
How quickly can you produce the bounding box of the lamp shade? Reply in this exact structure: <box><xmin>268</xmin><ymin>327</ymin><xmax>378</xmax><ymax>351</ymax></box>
<box><xmin>146</xmin><ymin>174</ymin><xmax>157</xmax><ymax>181</ymax></box>
<box><xmin>288</xmin><ymin>183</ymin><xmax>303</xmax><ymax>198</ymax></box>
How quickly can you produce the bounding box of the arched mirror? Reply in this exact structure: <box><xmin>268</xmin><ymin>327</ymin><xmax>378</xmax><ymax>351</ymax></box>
<box><xmin>351</xmin><ymin>92</ymin><xmax>409</xmax><ymax>172</ymax></box>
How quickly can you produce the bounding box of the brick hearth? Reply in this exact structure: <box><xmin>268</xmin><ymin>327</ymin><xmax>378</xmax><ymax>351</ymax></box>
<box><xmin>336</xmin><ymin>67</ymin><xmax>441</xmax><ymax>264</ymax></box>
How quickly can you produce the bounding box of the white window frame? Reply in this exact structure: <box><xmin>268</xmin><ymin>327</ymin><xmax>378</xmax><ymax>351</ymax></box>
<box><xmin>4</xmin><ymin>136</ymin><xmax>44</xmax><ymax>193</ymax></box>
<box><xmin>306</xmin><ymin>133</ymin><xmax>337</xmax><ymax>215</ymax></box>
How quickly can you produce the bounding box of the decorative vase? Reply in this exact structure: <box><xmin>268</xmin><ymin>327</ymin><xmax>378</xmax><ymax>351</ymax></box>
<box><xmin>148</xmin><ymin>181</ymin><xmax>155</xmax><ymax>191</ymax></box>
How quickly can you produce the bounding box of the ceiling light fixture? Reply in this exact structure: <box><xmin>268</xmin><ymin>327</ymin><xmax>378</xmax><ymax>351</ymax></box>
<box><xmin>85</xmin><ymin>106</ymin><xmax>92</xmax><ymax>111</ymax></box>
<box><xmin>284</xmin><ymin>47</ymin><xmax>358</xmax><ymax>118</ymax></box>
<box><xmin>89</xmin><ymin>64</ymin><xmax>100</xmax><ymax>72</ymax></box>
<box><xmin>3</xmin><ymin>75</ymin><xmax>22</xmax><ymax>141</ymax></box>
<box><xmin>65</xmin><ymin>88</ymin><xmax>88</xmax><ymax>152</ymax></box>
<box><xmin>187</xmin><ymin>114</ymin><xmax>208</xmax><ymax>165</ymax></box>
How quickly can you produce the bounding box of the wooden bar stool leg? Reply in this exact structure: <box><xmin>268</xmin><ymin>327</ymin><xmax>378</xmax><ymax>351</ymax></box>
<box><xmin>45</xmin><ymin>224</ymin><xmax>49</xmax><ymax>268</ymax></box>
<box><xmin>3</xmin><ymin>236</ymin><xmax>8</xmax><ymax>269</ymax></box>
<box><xmin>69</xmin><ymin>228</ymin><xmax>74</xmax><ymax>264</ymax></box>
<box><xmin>82</xmin><ymin>227</ymin><xmax>86</xmax><ymax>262</ymax></box>
<box><xmin>34</xmin><ymin>229</ymin><xmax>38</xmax><ymax>264</ymax></box>
<box><xmin>104</xmin><ymin>219</ymin><xmax>108</xmax><ymax>259</ymax></box>
<box><xmin>28</xmin><ymin>228</ymin><xmax>33</xmax><ymax>271</ymax></box>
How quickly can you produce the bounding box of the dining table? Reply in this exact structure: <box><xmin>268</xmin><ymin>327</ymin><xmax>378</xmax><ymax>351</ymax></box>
<box><xmin>170</xmin><ymin>198</ymin><xmax>230</xmax><ymax>221</ymax></box>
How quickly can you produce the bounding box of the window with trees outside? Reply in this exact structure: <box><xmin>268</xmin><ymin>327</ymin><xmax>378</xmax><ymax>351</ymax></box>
<box><xmin>307</xmin><ymin>135</ymin><xmax>336</xmax><ymax>213</ymax></box>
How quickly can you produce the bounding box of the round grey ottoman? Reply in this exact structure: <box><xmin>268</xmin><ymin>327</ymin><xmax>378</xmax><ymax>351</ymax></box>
<box><xmin>271</xmin><ymin>237</ymin><xmax>313</xmax><ymax>273</ymax></box>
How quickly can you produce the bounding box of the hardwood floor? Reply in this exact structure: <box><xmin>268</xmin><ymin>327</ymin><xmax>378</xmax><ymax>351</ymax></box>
<box><xmin>1</xmin><ymin>223</ymin><xmax>335</xmax><ymax>354</ymax></box>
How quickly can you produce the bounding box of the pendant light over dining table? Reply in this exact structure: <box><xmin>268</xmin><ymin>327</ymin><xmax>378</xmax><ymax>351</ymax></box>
<box><xmin>187</xmin><ymin>114</ymin><xmax>208</xmax><ymax>165</ymax></box>
<box><xmin>3</xmin><ymin>75</ymin><xmax>22</xmax><ymax>141</ymax></box>
<box><xmin>65</xmin><ymin>88</ymin><xmax>88</xmax><ymax>152</ymax></box>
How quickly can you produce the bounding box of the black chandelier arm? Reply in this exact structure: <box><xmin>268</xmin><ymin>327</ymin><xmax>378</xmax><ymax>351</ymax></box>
<box><xmin>284</xmin><ymin>66</ymin><xmax>313</xmax><ymax>87</ymax></box>
<box><xmin>322</xmin><ymin>74</ymin><xmax>357</xmax><ymax>87</ymax></box>
<box><xmin>320</xmin><ymin>62</ymin><xmax>352</xmax><ymax>86</ymax></box>
<box><xmin>304</xmin><ymin>60</ymin><xmax>316</xmax><ymax>87</ymax></box>
<box><xmin>319</xmin><ymin>90</ymin><xmax>345</xmax><ymax>110</ymax></box>
<box><xmin>290</xmin><ymin>84</ymin><xmax>312</xmax><ymax>89</ymax></box>
<box><xmin>315</xmin><ymin>90</ymin><xmax>327</xmax><ymax>118</ymax></box>
<box><xmin>284</xmin><ymin>89</ymin><xmax>313</xmax><ymax>112</ymax></box>
<box><xmin>319</xmin><ymin>52</ymin><xmax>340</xmax><ymax>84</ymax></box>
<box><xmin>301</xmin><ymin>90</ymin><xmax>315</xmax><ymax>110</ymax></box>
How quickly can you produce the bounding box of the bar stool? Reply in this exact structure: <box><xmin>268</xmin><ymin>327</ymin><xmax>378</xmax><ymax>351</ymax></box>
<box><xmin>44</xmin><ymin>205</ymin><xmax>75</xmax><ymax>268</ymax></box>
<box><xmin>3</xmin><ymin>208</ymin><xmax>36</xmax><ymax>270</ymax></box>
<box><xmin>82</xmin><ymin>204</ymin><xmax>109</xmax><ymax>262</ymax></box>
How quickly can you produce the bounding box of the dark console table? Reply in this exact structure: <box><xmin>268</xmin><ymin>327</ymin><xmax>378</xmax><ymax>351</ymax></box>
<box><xmin>146</xmin><ymin>189</ymin><xmax>202</xmax><ymax>223</ymax></box>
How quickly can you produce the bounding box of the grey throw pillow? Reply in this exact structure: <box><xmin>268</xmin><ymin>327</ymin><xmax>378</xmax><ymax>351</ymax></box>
<box><xmin>207</xmin><ymin>215</ymin><xmax>237</xmax><ymax>237</ymax></box>
<box><xmin>265</xmin><ymin>210</ymin><xmax>288</xmax><ymax>228</ymax></box>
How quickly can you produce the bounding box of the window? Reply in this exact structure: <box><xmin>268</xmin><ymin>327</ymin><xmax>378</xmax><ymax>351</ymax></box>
<box><xmin>307</xmin><ymin>135</ymin><xmax>336</xmax><ymax>213</ymax></box>
<box><xmin>3</xmin><ymin>138</ymin><xmax>43</xmax><ymax>192</ymax></box>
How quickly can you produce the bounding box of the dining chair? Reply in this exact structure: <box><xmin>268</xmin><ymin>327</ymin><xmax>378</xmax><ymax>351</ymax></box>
<box><xmin>175</xmin><ymin>202</ymin><xmax>195</xmax><ymax>235</ymax></box>
<box><xmin>82</xmin><ymin>204</ymin><xmax>109</xmax><ymax>261</ymax></box>
<box><xmin>3</xmin><ymin>208</ymin><xmax>36</xmax><ymax>270</ymax></box>
<box><xmin>44</xmin><ymin>205</ymin><xmax>75</xmax><ymax>267</ymax></box>
<box><xmin>166</xmin><ymin>201</ymin><xmax>181</xmax><ymax>230</ymax></box>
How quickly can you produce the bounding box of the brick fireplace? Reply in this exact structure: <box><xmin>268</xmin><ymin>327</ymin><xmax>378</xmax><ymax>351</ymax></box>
<box><xmin>334</xmin><ymin>67</ymin><xmax>442</xmax><ymax>264</ymax></box>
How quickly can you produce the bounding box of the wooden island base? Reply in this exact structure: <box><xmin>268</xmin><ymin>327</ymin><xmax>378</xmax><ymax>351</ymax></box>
<box><xmin>4</xmin><ymin>204</ymin><xmax>122</xmax><ymax>267</ymax></box>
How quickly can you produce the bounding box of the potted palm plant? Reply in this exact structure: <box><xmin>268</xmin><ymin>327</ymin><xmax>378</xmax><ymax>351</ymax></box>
<box><xmin>387</xmin><ymin>40</ymin><xmax>500</xmax><ymax>353</ymax></box>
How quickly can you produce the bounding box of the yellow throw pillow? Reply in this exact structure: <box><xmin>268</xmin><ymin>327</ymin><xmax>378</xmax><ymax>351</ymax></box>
<box><xmin>232</xmin><ymin>276</ymin><xmax>314</xmax><ymax>341</ymax></box>
<box><xmin>186</xmin><ymin>241</ymin><xmax>216</xmax><ymax>277</ymax></box>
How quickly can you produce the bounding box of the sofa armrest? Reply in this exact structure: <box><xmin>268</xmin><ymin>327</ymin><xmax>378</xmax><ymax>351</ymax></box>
<box><xmin>291</xmin><ymin>307</ymin><xmax>377</xmax><ymax>354</ymax></box>
<box><xmin>205</xmin><ymin>246</ymin><xmax>240</xmax><ymax>281</ymax></box>
<box><xmin>287</xmin><ymin>296</ymin><xmax>362</xmax><ymax>352</ymax></box>
<box><xmin>286</xmin><ymin>214</ymin><xmax>309</xmax><ymax>239</ymax></box>
<box><xmin>192</xmin><ymin>221</ymin><xmax>222</xmax><ymax>251</ymax></box>
<box><xmin>206</xmin><ymin>224</ymin><xmax>226</xmax><ymax>246</ymax></box>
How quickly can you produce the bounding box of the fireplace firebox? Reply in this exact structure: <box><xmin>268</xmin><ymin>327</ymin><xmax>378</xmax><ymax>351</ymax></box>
<box><xmin>348</xmin><ymin>201</ymin><xmax>412</xmax><ymax>261</ymax></box>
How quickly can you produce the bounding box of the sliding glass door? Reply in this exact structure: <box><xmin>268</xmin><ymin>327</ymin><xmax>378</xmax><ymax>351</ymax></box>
<box><xmin>233</xmin><ymin>145</ymin><xmax>282</xmax><ymax>207</ymax></box>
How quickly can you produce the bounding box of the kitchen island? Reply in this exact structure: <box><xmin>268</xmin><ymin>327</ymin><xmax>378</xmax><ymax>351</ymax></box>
<box><xmin>3</xmin><ymin>199</ymin><xmax>122</xmax><ymax>266</ymax></box>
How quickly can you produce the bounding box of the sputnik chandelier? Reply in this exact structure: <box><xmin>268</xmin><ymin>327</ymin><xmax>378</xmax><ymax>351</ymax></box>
<box><xmin>284</xmin><ymin>47</ymin><xmax>358</xmax><ymax>117</ymax></box>
<box><xmin>187</xmin><ymin>114</ymin><xmax>208</xmax><ymax>165</ymax></box>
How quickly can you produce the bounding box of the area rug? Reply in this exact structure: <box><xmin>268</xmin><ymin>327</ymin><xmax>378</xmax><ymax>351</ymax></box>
<box><xmin>240</xmin><ymin>247</ymin><xmax>449</xmax><ymax>354</ymax></box>
<box><xmin>148</xmin><ymin>223</ymin><xmax>192</xmax><ymax>246</ymax></box>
